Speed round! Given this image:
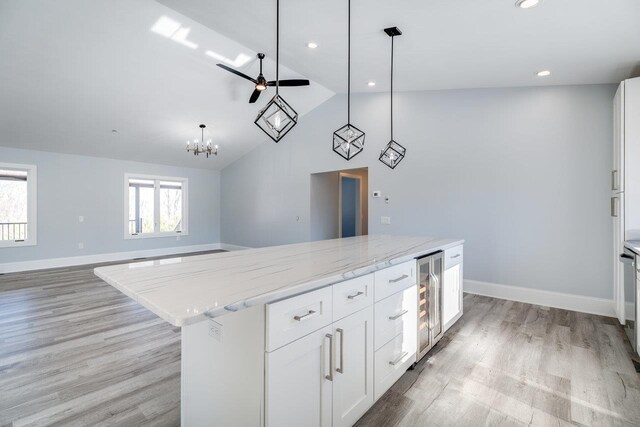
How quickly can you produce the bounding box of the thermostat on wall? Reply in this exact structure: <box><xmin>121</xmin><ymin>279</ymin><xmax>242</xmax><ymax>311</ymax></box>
<box><xmin>372</xmin><ymin>191</ymin><xmax>381</xmax><ymax>198</ymax></box>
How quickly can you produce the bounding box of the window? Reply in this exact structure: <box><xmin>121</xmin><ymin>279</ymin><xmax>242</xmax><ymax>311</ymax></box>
<box><xmin>124</xmin><ymin>174</ymin><xmax>188</xmax><ymax>238</ymax></box>
<box><xmin>0</xmin><ymin>163</ymin><xmax>37</xmax><ymax>247</ymax></box>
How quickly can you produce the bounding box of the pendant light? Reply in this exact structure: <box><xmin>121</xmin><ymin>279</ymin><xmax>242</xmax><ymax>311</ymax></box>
<box><xmin>379</xmin><ymin>27</ymin><xmax>406</xmax><ymax>169</ymax></box>
<box><xmin>332</xmin><ymin>0</ymin><xmax>365</xmax><ymax>160</ymax></box>
<box><xmin>254</xmin><ymin>0</ymin><xmax>299</xmax><ymax>143</ymax></box>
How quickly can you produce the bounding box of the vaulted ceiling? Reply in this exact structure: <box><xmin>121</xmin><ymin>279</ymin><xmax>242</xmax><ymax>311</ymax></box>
<box><xmin>1</xmin><ymin>0</ymin><xmax>639</xmax><ymax>170</ymax></box>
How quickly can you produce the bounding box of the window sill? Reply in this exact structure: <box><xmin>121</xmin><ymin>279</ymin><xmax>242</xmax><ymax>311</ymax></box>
<box><xmin>0</xmin><ymin>240</ymin><xmax>37</xmax><ymax>248</ymax></box>
<box><xmin>124</xmin><ymin>232</ymin><xmax>188</xmax><ymax>240</ymax></box>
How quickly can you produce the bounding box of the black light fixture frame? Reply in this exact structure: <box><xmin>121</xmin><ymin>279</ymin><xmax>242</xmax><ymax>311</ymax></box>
<box><xmin>332</xmin><ymin>0</ymin><xmax>365</xmax><ymax>161</ymax></box>
<box><xmin>254</xmin><ymin>0</ymin><xmax>299</xmax><ymax>143</ymax></box>
<box><xmin>379</xmin><ymin>26</ymin><xmax>407</xmax><ymax>170</ymax></box>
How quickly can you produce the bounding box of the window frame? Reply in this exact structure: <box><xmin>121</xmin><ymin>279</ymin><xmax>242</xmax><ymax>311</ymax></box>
<box><xmin>0</xmin><ymin>162</ymin><xmax>37</xmax><ymax>248</ymax></box>
<box><xmin>123</xmin><ymin>173</ymin><xmax>189</xmax><ymax>240</ymax></box>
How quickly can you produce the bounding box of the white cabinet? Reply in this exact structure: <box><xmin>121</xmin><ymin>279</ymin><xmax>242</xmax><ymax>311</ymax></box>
<box><xmin>332</xmin><ymin>306</ymin><xmax>374</xmax><ymax>427</ymax></box>
<box><xmin>266</xmin><ymin>302</ymin><xmax>373</xmax><ymax>427</ymax></box>
<box><xmin>443</xmin><ymin>245</ymin><xmax>463</xmax><ymax>330</ymax></box>
<box><xmin>266</xmin><ymin>325</ymin><xmax>333</xmax><ymax>427</ymax></box>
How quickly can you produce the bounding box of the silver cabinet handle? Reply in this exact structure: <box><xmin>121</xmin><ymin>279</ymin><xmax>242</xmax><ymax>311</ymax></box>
<box><xmin>389</xmin><ymin>274</ymin><xmax>409</xmax><ymax>283</ymax></box>
<box><xmin>336</xmin><ymin>328</ymin><xmax>344</xmax><ymax>374</ymax></box>
<box><xmin>347</xmin><ymin>291</ymin><xmax>365</xmax><ymax>300</ymax></box>
<box><xmin>389</xmin><ymin>351</ymin><xmax>408</xmax><ymax>366</ymax></box>
<box><xmin>612</xmin><ymin>170</ymin><xmax>619</xmax><ymax>191</ymax></box>
<box><xmin>611</xmin><ymin>197</ymin><xmax>619</xmax><ymax>218</ymax></box>
<box><xmin>450</xmin><ymin>254</ymin><xmax>461</xmax><ymax>259</ymax></box>
<box><xmin>294</xmin><ymin>309</ymin><xmax>316</xmax><ymax>321</ymax></box>
<box><xmin>389</xmin><ymin>309</ymin><xmax>409</xmax><ymax>320</ymax></box>
<box><xmin>325</xmin><ymin>333</ymin><xmax>334</xmax><ymax>381</ymax></box>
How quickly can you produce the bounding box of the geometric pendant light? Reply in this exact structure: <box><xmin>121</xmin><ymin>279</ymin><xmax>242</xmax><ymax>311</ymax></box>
<box><xmin>332</xmin><ymin>0</ymin><xmax>365</xmax><ymax>160</ymax></box>
<box><xmin>254</xmin><ymin>0</ymin><xmax>299</xmax><ymax>143</ymax></box>
<box><xmin>379</xmin><ymin>26</ymin><xmax>406</xmax><ymax>169</ymax></box>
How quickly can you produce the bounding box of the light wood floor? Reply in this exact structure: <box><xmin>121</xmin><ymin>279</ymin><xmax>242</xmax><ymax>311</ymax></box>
<box><xmin>2</xmin><ymin>259</ymin><xmax>639</xmax><ymax>426</ymax></box>
<box><xmin>356</xmin><ymin>294</ymin><xmax>640</xmax><ymax>427</ymax></box>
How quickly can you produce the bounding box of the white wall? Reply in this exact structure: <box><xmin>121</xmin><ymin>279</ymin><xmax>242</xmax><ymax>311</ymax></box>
<box><xmin>221</xmin><ymin>84</ymin><xmax>615</xmax><ymax>299</ymax></box>
<box><xmin>0</xmin><ymin>146</ymin><xmax>220</xmax><ymax>264</ymax></box>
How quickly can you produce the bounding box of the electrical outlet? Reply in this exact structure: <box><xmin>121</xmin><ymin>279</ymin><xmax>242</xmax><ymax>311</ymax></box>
<box><xmin>78</xmin><ymin>216</ymin><xmax>84</xmax><ymax>223</ymax></box>
<box><xmin>209</xmin><ymin>320</ymin><xmax>223</xmax><ymax>342</ymax></box>
<box><xmin>381</xmin><ymin>216</ymin><xmax>391</xmax><ymax>225</ymax></box>
<box><xmin>176</xmin><ymin>235</ymin><xmax>181</xmax><ymax>241</ymax></box>
<box><xmin>78</xmin><ymin>242</ymin><xmax>84</xmax><ymax>249</ymax></box>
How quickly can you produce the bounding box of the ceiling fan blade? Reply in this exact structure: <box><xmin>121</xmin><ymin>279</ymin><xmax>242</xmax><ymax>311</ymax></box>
<box><xmin>249</xmin><ymin>89</ymin><xmax>262</xmax><ymax>103</ymax></box>
<box><xmin>216</xmin><ymin>64</ymin><xmax>258</xmax><ymax>84</ymax></box>
<box><xmin>266</xmin><ymin>79</ymin><xmax>310</xmax><ymax>87</ymax></box>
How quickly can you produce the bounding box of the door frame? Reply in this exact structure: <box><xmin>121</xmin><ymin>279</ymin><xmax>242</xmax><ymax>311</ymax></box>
<box><xmin>338</xmin><ymin>173</ymin><xmax>363</xmax><ymax>238</ymax></box>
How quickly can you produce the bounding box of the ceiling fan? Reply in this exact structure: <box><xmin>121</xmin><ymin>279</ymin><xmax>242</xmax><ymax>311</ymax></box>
<box><xmin>216</xmin><ymin>53</ymin><xmax>310</xmax><ymax>103</ymax></box>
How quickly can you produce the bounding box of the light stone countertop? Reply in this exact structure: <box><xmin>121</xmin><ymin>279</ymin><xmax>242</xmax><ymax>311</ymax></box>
<box><xmin>625</xmin><ymin>240</ymin><xmax>640</xmax><ymax>255</ymax></box>
<box><xmin>94</xmin><ymin>235</ymin><xmax>463</xmax><ymax>326</ymax></box>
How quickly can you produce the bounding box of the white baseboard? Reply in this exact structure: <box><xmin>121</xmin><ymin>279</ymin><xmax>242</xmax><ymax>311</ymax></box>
<box><xmin>464</xmin><ymin>279</ymin><xmax>616</xmax><ymax>318</ymax></box>
<box><xmin>218</xmin><ymin>243</ymin><xmax>252</xmax><ymax>251</ymax></box>
<box><xmin>0</xmin><ymin>243</ymin><xmax>249</xmax><ymax>274</ymax></box>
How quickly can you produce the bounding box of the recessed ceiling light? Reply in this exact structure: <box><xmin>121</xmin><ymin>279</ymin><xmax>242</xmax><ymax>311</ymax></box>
<box><xmin>536</xmin><ymin>70</ymin><xmax>551</xmax><ymax>77</ymax></box>
<box><xmin>306</xmin><ymin>42</ymin><xmax>318</xmax><ymax>49</ymax></box>
<box><xmin>515</xmin><ymin>0</ymin><xmax>540</xmax><ymax>8</ymax></box>
<box><xmin>367</xmin><ymin>81</ymin><xmax>376</xmax><ymax>87</ymax></box>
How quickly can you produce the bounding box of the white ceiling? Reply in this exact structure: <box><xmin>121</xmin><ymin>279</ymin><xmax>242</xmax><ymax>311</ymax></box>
<box><xmin>1</xmin><ymin>0</ymin><xmax>639</xmax><ymax>170</ymax></box>
<box><xmin>160</xmin><ymin>0</ymin><xmax>640</xmax><ymax>93</ymax></box>
<box><xmin>0</xmin><ymin>0</ymin><xmax>334</xmax><ymax>170</ymax></box>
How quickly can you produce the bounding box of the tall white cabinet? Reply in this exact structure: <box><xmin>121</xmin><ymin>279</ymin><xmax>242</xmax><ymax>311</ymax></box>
<box><xmin>613</xmin><ymin>77</ymin><xmax>640</xmax><ymax>324</ymax></box>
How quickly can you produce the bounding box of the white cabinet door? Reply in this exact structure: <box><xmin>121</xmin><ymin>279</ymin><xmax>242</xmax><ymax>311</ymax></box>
<box><xmin>332</xmin><ymin>306</ymin><xmax>374</xmax><ymax>427</ymax></box>
<box><xmin>266</xmin><ymin>326</ymin><xmax>333</xmax><ymax>427</ymax></box>
<box><xmin>613</xmin><ymin>81</ymin><xmax>624</xmax><ymax>193</ymax></box>
<box><xmin>443</xmin><ymin>263</ymin><xmax>462</xmax><ymax>329</ymax></box>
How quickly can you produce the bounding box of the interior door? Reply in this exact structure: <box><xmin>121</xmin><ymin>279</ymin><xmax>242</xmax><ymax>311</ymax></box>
<box><xmin>332</xmin><ymin>306</ymin><xmax>374</xmax><ymax>427</ymax></box>
<box><xmin>266</xmin><ymin>326</ymin><xmax>333</xmax><ymax>427</ymax></box>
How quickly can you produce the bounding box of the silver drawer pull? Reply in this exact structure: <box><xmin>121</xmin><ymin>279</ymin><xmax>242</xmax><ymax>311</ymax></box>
<box><xmin>347</xmin><ymin>291</ymin><xmax>365</xmax><ymax>300</ymax></box>
<box><xmin>388</xmin><ymin>309</ymin><xmax>409</xmax><ymax>320</ymax></box>
<box><xmin>389</xmin><ymin>351</ymin><xmax>408</xmax><ymax>366</ymax></box>
<box><xmin>450</xmin><ymin>254</ymin><xmax>461</xmax><ymax>259</ymax></box>
<box><xmin>293</xmin><ymin>310</ymin><xmax>316</xmax><ymax>321</ymax></box>
<box><xmin>389</xmin><ymin>274</ymin><xmax>409</xmax><ymax>284</ymax></box>
<box><xmin>325</xmin><ymin>333</ymin><xmax>334</xmax><ymax>381</ymax></box>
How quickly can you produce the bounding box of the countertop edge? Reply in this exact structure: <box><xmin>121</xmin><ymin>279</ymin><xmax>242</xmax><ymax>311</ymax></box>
<box><xmin>95</xmin><ymin>238</ymin><xmax>464</xmax><ymax>327</ymax></box>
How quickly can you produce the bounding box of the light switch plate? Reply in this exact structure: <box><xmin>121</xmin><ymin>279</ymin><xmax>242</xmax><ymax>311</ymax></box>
<box><xmin>78</xmin><ymin>216</ymin><xmax>84</xmax><ymax>222</ymax></box>
<box><xmin>381</xmin><ymin>216</ymin><xmax>391</xmax><ymax>225</ymax></box>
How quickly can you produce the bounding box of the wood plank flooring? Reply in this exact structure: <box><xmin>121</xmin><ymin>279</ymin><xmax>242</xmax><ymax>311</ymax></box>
<box><xmin>356</xmin><ymin>295</ymin><xmax>640</xmax><ymax>427</ymax></box>
<box><xmin>0</xmin><ymin>252</ymin><xmax>222</xmax><ymax>427</ymax></box>
<box><xmin>2</xmin><ymin>258</ymin><xmax>639</xmax><ymax>426</ymax></box>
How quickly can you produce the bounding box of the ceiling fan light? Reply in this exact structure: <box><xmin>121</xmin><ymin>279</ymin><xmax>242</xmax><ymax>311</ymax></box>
<box><xmin>255</xmin><ymin>94</ymin><xmax>298</xmax><ymax>142</ymax></box>
<box><xmin>256</xmin><ymin>83</ymin><xmax>267</xmax><ymax>91</ymax></box>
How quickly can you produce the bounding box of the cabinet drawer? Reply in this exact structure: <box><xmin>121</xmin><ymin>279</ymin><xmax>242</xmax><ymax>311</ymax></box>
<box><xmin>444</xmin><ymin>245</ymin><xmax>463</xmax><ymax>269</ymax></box>
<box><xmin>333</xmin><ymin>274</ymin><xmax>373</xmax><ymax>321</ymax></box>
<box><xmin>374</xmin><ymin>285</ymin><xmax>417</xmax><ymax>351</ymax></box>
<box><xmin>266</xmin><ymin>286</ymin><xmax>333</xmax><ymax>352</ymax></box>
<box><xmin>374</xmin><ymin>331</ymin><xmax>416</xmax><ymax>400</ymax></box>
<box><xmin>374</xmin><ymin>261</ymin><xmax>416</xmax><ymax>302</ymax></box>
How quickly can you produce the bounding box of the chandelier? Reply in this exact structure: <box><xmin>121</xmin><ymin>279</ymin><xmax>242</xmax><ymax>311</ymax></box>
<box><xmin>186</xmin><ymin>124</ymin><xmax>218</xmax><ymax>158</ymax></box>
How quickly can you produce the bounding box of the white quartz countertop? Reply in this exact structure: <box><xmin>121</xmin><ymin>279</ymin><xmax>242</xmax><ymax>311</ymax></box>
<box><xmin>94</xmin><ymin>235</ymin><xmax>463</xmax><ymax>326</ymax></box>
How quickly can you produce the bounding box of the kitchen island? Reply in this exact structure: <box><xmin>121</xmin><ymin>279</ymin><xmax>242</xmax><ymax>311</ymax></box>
<box><xmin>95</xmin><ymin>235</ymin><xmax>464</xmax><ymax>426</ymax></box>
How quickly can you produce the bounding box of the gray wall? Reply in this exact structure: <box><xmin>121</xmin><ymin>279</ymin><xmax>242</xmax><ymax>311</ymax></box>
<box><xmin>221</xmin><ymin>84</ymin><xmax>615</xmax><ymax>299</ymax></box>
<box><xmin>310</xmin><ymin>172</ymin><xmax>340</xmax><ymax>241</ymax></box>
<box><xmin>0</xmin><ymin>146</ymin><xmax>220</xmax><ymax>263</ymax></box>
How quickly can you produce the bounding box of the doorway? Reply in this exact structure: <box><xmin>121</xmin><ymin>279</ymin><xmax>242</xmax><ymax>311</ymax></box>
<box><xmin>310</xmin><ymin>168</ymin><xmax>368</xmax><ymax>241</ymax></box>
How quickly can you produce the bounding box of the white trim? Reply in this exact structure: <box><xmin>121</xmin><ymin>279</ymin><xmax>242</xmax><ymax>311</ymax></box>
<box><xmin>0</xmin><ymin>162</ymin><xmax>37</xmax><ymax>248</ymax></box>
<box><xmin>218</xmin><ymin>243</ymin><xmax>252</xmax><ymax>251</ymax></box>
<box><xmin>123</xmin><ymin>173</ymin><xmax>189</xmax><ymax>240</ymax></box>
<box><xmin>464</xmin><ymin>279</ymin><xmax>617</xmax><ymax>319</ymax></box>
<box><xmin>0</xmin><ymin>243</ymin><xmax>249</xmax><ymax>274</ymax></box>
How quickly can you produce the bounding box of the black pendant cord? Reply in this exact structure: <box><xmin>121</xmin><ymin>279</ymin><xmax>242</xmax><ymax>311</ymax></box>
<box><xmin>347</xmin><ymin>0</ymin><xmax>351</xmax><ymax>124</ymax></box>
<box><xmin>276</xmin><ymin>0</ymin><xmax>280</xmax><ymax>95</ymax></box>
<box><xmin>390</xmin><ymin>34</ymin><xmax>394</xmax><ymax>141</ymax></box>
